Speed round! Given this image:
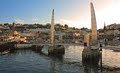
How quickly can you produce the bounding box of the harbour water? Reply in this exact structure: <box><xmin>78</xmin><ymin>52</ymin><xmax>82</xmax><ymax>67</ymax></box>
<box><xmin>0</xmin><ymin>46</ymin><xmax>120</xmax><ymax>73</ymax></box>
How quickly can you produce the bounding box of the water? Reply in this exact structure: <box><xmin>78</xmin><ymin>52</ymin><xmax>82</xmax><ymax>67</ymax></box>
<box><xmin>0</xmin><ymin>46</ymin><xmax>120</xmax><ymax>73</ymax></box>
<box><xmin>102</xmin><ymin>49</ymin><xmax>120</xmax><ymax>67</ymax></box>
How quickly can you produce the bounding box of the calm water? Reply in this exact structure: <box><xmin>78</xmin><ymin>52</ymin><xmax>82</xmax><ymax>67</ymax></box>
<box><xmin>0</xmin><ymin>46</ymin><xmax>120</xmax><ymax>73</ymax></box>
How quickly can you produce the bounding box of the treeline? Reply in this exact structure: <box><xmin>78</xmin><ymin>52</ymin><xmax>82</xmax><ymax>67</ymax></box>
<box><xmin>0</xmin><ymin>23</ymin><xmax>81</xmax><ymax>34</ymax></box>
<box><xmin>0</xmin><ymin>23</ymin><xmax>120</xmax><ymax>31</ymax></box>
<box><xmin>0</xmin><ymin>23</ymin><xmax>79</xmax><ymax>31</ymax></box>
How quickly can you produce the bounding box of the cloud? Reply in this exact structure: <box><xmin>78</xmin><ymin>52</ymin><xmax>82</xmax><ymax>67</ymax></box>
<box><xmin>59</xmin><ymin>0</ymin><xmax>120</xmax><ymax>29</ymax></box>
<box><xmin>32</xmin><ymin>18</ymin><xmax>40</xmax><ymax>21</ymax></box>
<box><xmin>60</xmin><ymin>19</ymin><xmax>76</xmax><ymax>24</ymax></box>
<box><xmin>92</xmin><ymin>0</ymin><xmax>115</xmax><ymax>10</ymax></box>
<box><xmin>31</xmin><ymin>18</ymin><xmax>42</xmax><ymax>23</ymax></box>
<box><xmin>15</xmin><ymin>19</ymin><xmax>25</xmax><ymax>24</ymax></box>
<box><xmin>95</xmin><ymin>0</ymin><xmax>120</xmax><ymax>28</ymax></box>
<box><xmin>59</xmin><ymin>19</ymin><xmax>89</xmax><ymax>28</ymax></box>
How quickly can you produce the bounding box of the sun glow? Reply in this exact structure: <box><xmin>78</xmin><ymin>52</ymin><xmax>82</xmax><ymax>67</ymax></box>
<box><xmin>58</xmin><ymin>0</ymin><xmax>120</xmax><ymax>29</ymax></box>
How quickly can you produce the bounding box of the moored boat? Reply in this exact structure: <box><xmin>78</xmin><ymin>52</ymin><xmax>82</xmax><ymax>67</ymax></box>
<box><xmin>0</xmin><ymin>50</ymin><xmax>10</xmax><ymax>55</ymax></box>
<box><xmin>113</xmin><ymin>49</ymin><xmax>120</xmax><ymax>52</ymax></box>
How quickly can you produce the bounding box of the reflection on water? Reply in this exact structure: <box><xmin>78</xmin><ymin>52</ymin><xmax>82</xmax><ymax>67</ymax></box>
<box><xmin>102</xmin><ymin>49</ymin><xmax>120</xmax><ymax>67</ymax></box>
<box><xmin>82</xmin><ymin>49</ymin><xmax>102</xmax><ymax>73</ymax></box>
<box><xmin>82</xmin><ymin>61</ymin><xmax>100</xmax><ymax>73</ymax></box>
<box><xmin>64</xmin><ymin>46</ymin><xmax>83</xmax><ymax>62</ymax></box>
<box><xmin>0</xmin><ymin>46</ymin><xmax>120</xmax><ymax>73</ymax></box>
<box><xmin>49</xmin><ymin>46</ymin><xmax>102</xmax><ymax>73</ymax></box>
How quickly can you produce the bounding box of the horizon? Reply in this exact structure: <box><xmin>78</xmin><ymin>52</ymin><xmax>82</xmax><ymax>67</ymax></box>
<box><xmin>0</xmin><ymin>0</ymin><xmax>120</xmax><ymax>29</ymax></box>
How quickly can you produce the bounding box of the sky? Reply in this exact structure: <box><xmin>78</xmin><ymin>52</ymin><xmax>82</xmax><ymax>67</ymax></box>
<box><xmin>0</xmin><ymin>0</ymin><xmax>120</xmax><ymax>29</ymax></box>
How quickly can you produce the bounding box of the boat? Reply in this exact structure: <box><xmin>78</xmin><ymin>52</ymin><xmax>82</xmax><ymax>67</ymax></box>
<box><xmin>113</xmin><ymin>49</ymin><xmax>120</xmax><ymax>52</ymax></box>
<box><xmin>0</xmin><ymin>50</ymin><xmax>10</xmax><ymax>55</ymax></box>
<box><xmin>0</xmin><ymin>43</ymin><xmax>11</xmax><ymax>55</ymax></box>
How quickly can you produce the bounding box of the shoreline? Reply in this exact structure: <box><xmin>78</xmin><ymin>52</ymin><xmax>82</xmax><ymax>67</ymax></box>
<box><xmin>103</xmin><ymin>65</ymin><xmax>120</xmax><ymax>73</ymax></box>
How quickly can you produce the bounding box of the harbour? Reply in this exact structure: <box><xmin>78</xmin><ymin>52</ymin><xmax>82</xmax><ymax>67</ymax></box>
<box><xmin>0</xmin><ymin>45</ymin><xmax>120</xmax><ymax>73</ymax></box>
<box><xmin>0</xmin><ymin>0</ymin><xmax>120</xmax><ymax>73</ymax></box>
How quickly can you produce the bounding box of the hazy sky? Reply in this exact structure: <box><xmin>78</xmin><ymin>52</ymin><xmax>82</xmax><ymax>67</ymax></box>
<box><xmin>0</xmin><ymin>0</ymin><xmax>120</xmax><ymax>29</ymax></box>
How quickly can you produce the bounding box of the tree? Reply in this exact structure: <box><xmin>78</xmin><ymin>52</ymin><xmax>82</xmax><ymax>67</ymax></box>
<box><xmin>72</xmin><ymin>27</ymin><xmax>75</xmax><ymax>30</ymax></box>
<box><xmin>46</xmin><ymin>23</ymin><xmax>51</xmax><ymax>29</ymax></box>
<box><xmin>55</xmin><ymin>24</ymin><xmax>62</xmax><ymax>31</ymax></box>
<box><xmin>64</xmin><ymin>24</ymin><xmax>68</xmax><ymax>29</ymax></box>
<box><xmin>4</xmin><ymin>23</ymin><xmax>9</xmax><ymax>26</ymax></box>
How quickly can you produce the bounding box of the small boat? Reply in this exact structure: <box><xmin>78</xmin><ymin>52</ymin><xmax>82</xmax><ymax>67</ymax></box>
<box><xmin>0</xmin><ymin>50</ymin><xmax>9</xmax><ymax>55</ymax></box>
<box><xmin>113</xmin><ymin>49</ymin><xmax>120</xmax><ymax>52</ymax></box>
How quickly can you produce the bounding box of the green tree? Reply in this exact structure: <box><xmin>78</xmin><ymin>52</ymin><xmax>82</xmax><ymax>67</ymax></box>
<box><xmin>46</xmin><ymin>23</ymin><xmax>51</xmax><ymax>29</ymax></box>
<box><xmin>64</xmin><ymin>24</ymin><xmax>68</xmax><ymax>29</ymax></box>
